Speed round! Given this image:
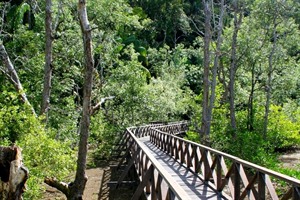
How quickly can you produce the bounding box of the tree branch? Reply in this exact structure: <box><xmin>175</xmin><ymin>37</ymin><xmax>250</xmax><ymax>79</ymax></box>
<box><xmin>44</xmin><ymin>177</ymin><xmax>70</xmax><ymax>196</ymax></box>
<box><xmin>91</xmin><ymin>96</ymin><xmax>115</xmax><ymax>115</ymax></box>
<box><xmin>0</xmin><ymin>44</ymin><xmax>36</xmax><ymax>116</ymax></box>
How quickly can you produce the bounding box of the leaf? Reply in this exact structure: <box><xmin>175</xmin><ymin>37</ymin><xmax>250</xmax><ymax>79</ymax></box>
<box><xmin>137</xmin><ymin>46</ymin><xmax>147</xmax><ymax>57</ymax></box>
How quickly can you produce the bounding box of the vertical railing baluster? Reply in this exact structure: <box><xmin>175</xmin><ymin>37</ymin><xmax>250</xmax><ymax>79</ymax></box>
<box><xmin>293</xmin><ymin>186</ymin><xmax>300</xmax><ymax>200</ymax></box>
<box><xmin>216</xmin><ymin>155</ymin><xmax>222</xmax><ymax>191</ymax></box>
<box><xmin>258</xmin><ymin>172</ymin><xmax>266</xmax><ymax>200</ymax></box>
<box><xmin>234</xmin><ymin>163</ymin><xmax>241</xmax><ymax>199</ymax></box>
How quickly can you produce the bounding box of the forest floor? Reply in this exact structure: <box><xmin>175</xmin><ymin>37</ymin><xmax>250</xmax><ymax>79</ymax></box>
<box><xmin>42</xmin><ymin>149</ymin><xmax>135</xmax><ymax>200</ymax></box>
<box><xmin>278</xmin><ymin>149</ymin><xmax>300</xmax><ymax>169</ymax></box>
<box><xmin>43</xmin><ymin>159</ymin><xmax>108</xmax><ymax>200</ymax></box>
<box><xmin>43</xmin><ymin>149</ymin><xmax>300</xmax><ymax>200</ymax></box>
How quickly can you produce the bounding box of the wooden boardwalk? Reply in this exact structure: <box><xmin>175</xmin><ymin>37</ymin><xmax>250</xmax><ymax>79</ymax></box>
<box><xmin>138</xmin><ymin>136</ymin><xmax>224</xmax><ymax>200</ymax></box>
<box><xmin>111</xmin><ymin>122</ymin><xmax>300</xmax><ymax>200</ymax></box>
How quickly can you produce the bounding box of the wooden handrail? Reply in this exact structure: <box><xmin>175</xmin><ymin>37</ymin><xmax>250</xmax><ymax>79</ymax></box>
<box><xmin>125</xmin><ymin>127</ymin><xmax>193</xmax><ymax>200</ymax></box>
<box><xmin>149</xmin><ymin>127</ymin><xmax>300</xmax><ymax>200</ymax></box>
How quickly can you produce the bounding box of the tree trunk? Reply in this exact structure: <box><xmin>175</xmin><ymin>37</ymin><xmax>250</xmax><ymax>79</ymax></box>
<box><xmin>44</xmin><ymin>1</ymin><xmax>94</xmax><ymax>199</ymax></box>
<box><xmin>0</xmin><ymin>145</ymin><xmax>28</xmax><ymax>200</ymax></box>
<box><xmin>228</xmin><ymin>0</ymin><xmax>242</xmax><ymax>137</ymax></box>
<box><xmin>247</xmin><ymin>62</ymin><xmax>256</xmax><ymax>131</ymax></box>
<box><xmin>207</xmin><ymin>0</ymin><xmax>225</xmax><ymax>136</ymax></box>
<box><xmin>263</xmin><ymin>22</ymin><xmax>277</xmax><ymax>139</ymax></box>
<box><xmin>199</xmin><ymin>0</ymin><xmax>212</xmax><ymax>144</ymax></box>
<box><xmin>40</xmin><ymin>0</ymin><xmax>53</xmax><ymax>117</ymax></box>
<box><xmin>68</xmin><ymin>0</ymin><xmax>94</xmax><ymax>199</ymax></box>
<box><xmin>0</xmin><ymin>44</ymin><xmax>36</xmax><ymax>115</ymax></box>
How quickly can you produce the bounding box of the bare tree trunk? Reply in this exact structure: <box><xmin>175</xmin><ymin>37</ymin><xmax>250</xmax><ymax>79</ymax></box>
<box><xmin>199</xmin><ymin>0</ymin><xmax>212</xmax><ymax>143</ymax></box>
<box><xmin>0</xmin><ymin>44</ymin><xmax>36</xmax><ymax>115</ymax></box>
<box><xmin>207</xmin><ymin>0</ymin><xmax>225</xmax><ymax>136</ymax></box>
<box><xmin>263</xmin><ymin>22</ymin><xmax>277</xmax><ymax>139</ymax></box>
<box><xmin>40</xmin><ymin>0</ymin><xmax>53</xmax><ymax>117</ymax></box>
<box><xmin>247</xmin><ymin>62</ymin><xmax>256</xmax><ymax>131</ymax></box>
<box><xmin>0</xmin><ymin>145</ymin><xmax>28</xmax><ymax>200</ymax></box>
<box><xmin>229</xmin><ymin>0</ymin><xmax>242</xmax><ymax>137</ymax></box>
<box><xmin>68</xmin><ymin>0</ymin><xmax>94</xmax><ymax>198</ymax></box>
<box><xmin>44</xmin><ymin>0</ymin><xmax>94</xmax><ymax>199</ymax></box>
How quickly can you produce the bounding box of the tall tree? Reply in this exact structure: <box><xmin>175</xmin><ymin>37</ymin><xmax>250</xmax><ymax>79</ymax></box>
<box><xmin>40</xmin><ymin>0</ymin><xmax>53</xmax><ymax>117</ymax></box>
<box><xmin>69</xmin><ymin>0</ymin><xmax>94</xmax><ymax>198</ymax></box>
<box><xmin>228</xmin><ymin>0</ymin><xmax>243</xmax><ymax>136</ymax></box>
<box><xmin>44</xmin><ymin>0</ymin><xmax>94</xmax><ymax>199</ymax></box>
<box><xmin>263</xmin><ymin>2</ymin><xmax>279</xmax><ymax>139</ymax></box>
<box><xmin>199</xmin><ymin>0</ymin><xmax>212</xmax><ymax>143</ymax></box>
<box><xmin>207</xmin><ymin>0</ymin><xmax>225</xmax><ymax>135</ymax></box>
<box><xmin>200</xmin><ymin>0</ymin><xmax>225</xmax><ymax>142</ymax></box>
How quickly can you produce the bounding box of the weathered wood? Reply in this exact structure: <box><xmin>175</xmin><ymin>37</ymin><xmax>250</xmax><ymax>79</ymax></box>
<box><xmin>116</xmin><ymin>122</ymin><xmax>300</xmax><ymax>199</ymax></box>
<box><xmin>0</xmin><ymin>145</ymin><xmax>28</xmax><ymax>200</ymax></box>
<box><xmin>125</xmin><ymin>127</ymin><xmax>193</xmax><ymax>200</ymax></box>
<box><xmin>148</xmin><ymin>125</ymin><xmax>300</xmax><ymax>199</ymax></box>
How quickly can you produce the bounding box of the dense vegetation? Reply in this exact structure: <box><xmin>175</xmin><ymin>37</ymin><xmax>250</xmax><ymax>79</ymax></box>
<box><xmin>0</xmin><ymin>0</ymin><xmax>299</xmax><ymax>199</ymax></box>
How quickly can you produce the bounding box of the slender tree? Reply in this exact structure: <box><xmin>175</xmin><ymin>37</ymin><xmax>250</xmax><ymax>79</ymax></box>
<box><xmin>228</xmin><ymin>0</ymin><xmax>243</xmax><ymax>137</ymax></box>
<box><xmin>207</xmin><ymin>0</ymin><xmax>225</xmax><ymax>136</ymax></box>
<box><xmin>40</xmin><ymin>0</ymin><xmax>53</xmax><ymax>117</ymax></box>
<box><xmin>199</xmin><ymin>0</ymin><xmax>212</xmax><ymax>143</ymax></box>
<box><xmin>69</xmin><ymin>0</ymin><xmax>94</xmax><ymax>198</ymax></box>
<box><xmin>263</xmin><ymin>18</ymin><xmax>278</xmax><ymax>139</ymax></box>
<box><xmin>44</xmin><ymin>0</ymin><xmax>94</xmax><ymax>199</ymax></box>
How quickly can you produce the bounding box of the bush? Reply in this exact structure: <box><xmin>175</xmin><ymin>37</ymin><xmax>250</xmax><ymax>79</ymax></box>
<box><xmin>267</xmin><ymin>105</ymin><xmax>300</xmax><ymax>150</ymax></box>
<box><xmin>0</xmin><ymin>91</ymin><xmax>76</xmax><ymax>199</ymax></box>
<box><xmin>19</xmin><ymin>125</ymin><xmax>76</xmax><ymax>199</ymax></box>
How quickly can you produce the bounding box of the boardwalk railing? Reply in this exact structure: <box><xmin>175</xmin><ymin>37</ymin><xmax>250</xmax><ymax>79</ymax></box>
<box><xmin>131</xmin><ymin>121</ymin><xmax>188</xmax><ymax>138</ymax></box>
<box><xmin>112</xmin><ymin>123</ymin><xmax>193</xmax><ymax>200</ymax></box>
<box><xmin>149</xmin><ymin>128</ymin><xmax>300</xmax><ymax>200</ymax></box>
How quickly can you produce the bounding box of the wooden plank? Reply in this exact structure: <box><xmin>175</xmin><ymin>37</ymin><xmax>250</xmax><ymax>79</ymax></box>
<box><xmin>132</xmin><ymin>164</ymin><xmax>154</xmax><ymax>200</ymax></box>
<box><xmin>265</xmin><ymin>174</ymin><xmax>279</xmax><ymax>200</ymax></box>
<box><xmin>139</xmin><ymin>138</ymin><xmax>224</xmax><ymax>200</ymax></box>
<box><xmin>238</xmin><ymin>164</ymin><xmax>256</xmax><ymax>200</ymax></box>
<box><xmin>258</xmin><ymin>172</ymin><xmax>265</xmax><ymax>200</ymax></box>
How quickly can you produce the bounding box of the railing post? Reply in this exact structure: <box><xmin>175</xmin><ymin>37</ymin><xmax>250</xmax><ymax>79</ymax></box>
<box><xmin>216</xmin><ymin>155</ymin><xmax>222</xmax><ymax>191</ymax></box>
<box><xmin>294</xmin><ymin>186</ymin><xmax>300</xmax><ymax>200</ymax></box>
<box><xmin>258</xmin><ymin>172</ymin><xmax>266</xmax><ymax>200</ymax></box>
<box><xmin>202</xmin><ymin>149</ymin><xmax>211</xmax><ymax>181</ymax></box>
<box><xmin>234</xmin><ymin>163</ymin><xmax>241</xmax><ymax>199</ymax></box>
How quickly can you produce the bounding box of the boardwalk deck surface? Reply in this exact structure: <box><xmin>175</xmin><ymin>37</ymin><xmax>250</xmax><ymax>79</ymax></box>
<box><xmin>138</xmin><ymin>136</ymin><xmax>225</xmax><ymax>200</ymax></box>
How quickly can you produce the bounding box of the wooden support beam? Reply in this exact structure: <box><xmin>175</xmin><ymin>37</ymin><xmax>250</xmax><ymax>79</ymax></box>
<box><xmin>116</xmin><ymin>148</ymin><xmax>141</xmax><ymax>189</ymax></box>
<box><xmin>131</xmin><ymin>165</ymin><xmax>154</xmax><ymax>200</ymax></box>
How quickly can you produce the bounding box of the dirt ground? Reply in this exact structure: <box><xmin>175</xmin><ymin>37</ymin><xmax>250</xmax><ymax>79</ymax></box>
<box><xmin>43</xmin><ymin>167</ymin><xmax>106</xmax><ymax>200</ymax></box>
<box><xmin>42</xmin><ymin>157</ymin><xmax>136</xmax><ymax>200</ymax></box>
<box><xmin>278</xmin><ymin>150</ymin><xmax>300</xmax><ymax>169</ymax></box>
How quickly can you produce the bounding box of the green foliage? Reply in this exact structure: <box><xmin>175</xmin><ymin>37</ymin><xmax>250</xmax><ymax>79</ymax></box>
<box><xmin>6</xmin><ymin>2</ymin><xmax>30</xmax><ymax>32</ymax></box>
<box><xmin>19</xmin><ymin>127</ymin><xmax>75</xmax><ymax>199</ymax></box>
<box><xmin>90</xmin><ymin>112</ymin><xmax>122</xmax><ymax>159</ymax></box>
<box><xmin>0</xmin><ymin>91</ymin><xmax>30</xmax><ymax>142</ymax></box>
<box><xmin>0</xmin><ymin>89</ymin><xmax>75</xmax><ymax>199</ymax></box>
<box><xmin>267</xmin><ymin>105</ymin><xmax>300</xmax><ymax>149</ymax></box>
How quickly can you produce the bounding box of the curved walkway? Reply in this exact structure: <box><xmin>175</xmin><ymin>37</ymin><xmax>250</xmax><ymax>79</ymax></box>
<box><xmin>139</xmin><ymin>136</ymin><xmax>224</xmax><ymax>199</ymax></box>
